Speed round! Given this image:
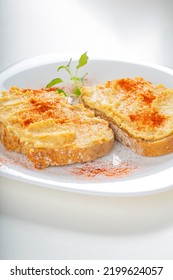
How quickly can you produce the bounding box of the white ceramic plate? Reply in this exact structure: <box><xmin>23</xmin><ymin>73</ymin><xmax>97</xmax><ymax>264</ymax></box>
<box><xmin>0</xmin><ymin>53</ymin><xmax>173</xmax><ymax>196</ymax></box>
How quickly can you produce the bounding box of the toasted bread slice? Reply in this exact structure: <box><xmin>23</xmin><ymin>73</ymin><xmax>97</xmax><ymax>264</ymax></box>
<box><xmin>80</xmin><ymin>77</ymin><xmax>173</xmax><ymax>156</ymax></box>
<box><xmin>0</xmin><ymin>87</ymin><xmax>114</xmax><ymax>168</ymax></box>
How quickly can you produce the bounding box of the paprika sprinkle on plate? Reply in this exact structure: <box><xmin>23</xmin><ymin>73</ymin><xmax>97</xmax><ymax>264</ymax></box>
<box><xmin>71</xmin><ymin>159</ymin><xmax>137</xmax><ymax>178</ymax></box>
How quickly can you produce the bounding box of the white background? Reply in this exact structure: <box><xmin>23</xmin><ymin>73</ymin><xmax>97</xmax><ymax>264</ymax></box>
<box><xmin>1</xmin><ymin>0</ymin><xmax>173</xmax><ymax>260</ymax></box>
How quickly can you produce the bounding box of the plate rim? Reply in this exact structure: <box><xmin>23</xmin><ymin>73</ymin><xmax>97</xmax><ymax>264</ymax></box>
<box><xmin>1</xmin><ymin>52</ymin><xmax>173</xmax><ymax>79</ymax></box>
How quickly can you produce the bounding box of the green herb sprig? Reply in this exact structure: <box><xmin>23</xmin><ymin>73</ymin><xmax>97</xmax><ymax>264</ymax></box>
<box><xmin>46</xmin><ymin>51</ymin><xmax>89</xmax><ymax>97</ymax></box>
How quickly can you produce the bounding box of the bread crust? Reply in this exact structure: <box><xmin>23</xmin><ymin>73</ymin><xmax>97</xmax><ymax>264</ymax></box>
<box><xmin>81</xmin><ymin>103</ymin><xmax>173</xmax><ymax>157</ymax></box>
<box><xmin>110</xmin><ymin>121</ymin><xmax>173</xmax><ymax>156</ymax></box>
<box><xmin>0</xmin><ymin>123</ymin><xmax>113</xmax><ymax>169</ymax></box>
<box><xmin>25</xmin><ymin>139</ymin><xmax>114</xmax><ymax>169</ymax></box>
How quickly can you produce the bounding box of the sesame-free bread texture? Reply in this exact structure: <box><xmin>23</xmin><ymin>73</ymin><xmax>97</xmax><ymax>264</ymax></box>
<box><xmin>80</xmin><ymin>77</ymin><xmax>173</xmax><ymax>156</ymax></box>
<box><xmin>0</xmin><ymin>87</ymin><xmax>114</xmax><ymax>169</ymax></box>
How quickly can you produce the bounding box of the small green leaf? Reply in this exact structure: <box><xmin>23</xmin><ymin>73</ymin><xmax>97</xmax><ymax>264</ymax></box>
<box><xmin>76</xmin><ymin>51</ymin><xmax>89</xmax><ymax>70</ymax></box>
<box><xmin>57</xmin><ymin>65</ymin><xmax>71</xmax><ymax>75</ymax></box>
<box><xmin>46</xmin><ymin>78</ymin><xmax>63</xmax><ymax>88</ymax></box>
<box><xmin>57</xmin><ymin>65</ymin><xmax>66</xmax><ymax>71</ymax></box>
<box><xmin>55</xmin><ymin>88</ymin><xmax>68</xmax><ymax>96</ymax></box>
<box><xmin>73</xmin><ymin>87</ymin><xmax>81</xmax><ymax>97</ymax></box>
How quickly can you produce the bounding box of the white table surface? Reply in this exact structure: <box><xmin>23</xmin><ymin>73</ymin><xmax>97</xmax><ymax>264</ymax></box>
<box><xmin>1</xmin><ymin>0</ymin><xmax>173</xmax><ymax>260</ymax></box>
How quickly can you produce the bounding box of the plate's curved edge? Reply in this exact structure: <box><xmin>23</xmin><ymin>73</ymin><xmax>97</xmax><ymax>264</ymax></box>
<box><xmin>1</xmin><ymin>164</ymin><xmax>173</xmax><ymax>197</ymax></box>
<box><xmin>1</xmin><ymin>52</ymin><xmax>173</xmax><ymax>82</ymax></box>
